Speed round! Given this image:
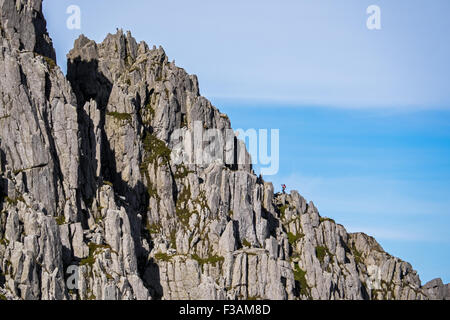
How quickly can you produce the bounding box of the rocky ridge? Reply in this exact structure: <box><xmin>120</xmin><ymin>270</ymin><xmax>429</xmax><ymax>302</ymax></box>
<box><xmin>0</xmin><ymin>0</ymin><xmax>448</xmax><ymax>300</ymax></box>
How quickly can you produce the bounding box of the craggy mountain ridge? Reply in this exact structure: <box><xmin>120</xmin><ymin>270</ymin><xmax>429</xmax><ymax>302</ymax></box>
<box><xmin>0</xmin><ymin>0</ymin><xmax>448</xmax><ymax>300</ymax></box>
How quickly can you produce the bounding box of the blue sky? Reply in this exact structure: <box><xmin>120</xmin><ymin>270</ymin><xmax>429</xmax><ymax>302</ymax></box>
<box><xmin>43</xmin><ymin>0</ymin><xmax>450</xmax><ymax>283</ymax></box>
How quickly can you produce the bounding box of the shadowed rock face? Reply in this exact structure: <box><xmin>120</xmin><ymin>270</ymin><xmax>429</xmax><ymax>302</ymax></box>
<box><xmin>0</xmin><ymin>0</ymin><xmax>55</xmax><ymax>60</ymax></box>
<box><xmin>0</xmin><ymin>0</ymin><xmax>447</xmax><ymax>300</ymax></box>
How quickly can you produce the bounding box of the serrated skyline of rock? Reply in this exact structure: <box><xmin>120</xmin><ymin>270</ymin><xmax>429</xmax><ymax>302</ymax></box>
<box><xmin>0</xmin><ymin>0</ymin><xmax>448</xmax><ymax>300</ymax></box>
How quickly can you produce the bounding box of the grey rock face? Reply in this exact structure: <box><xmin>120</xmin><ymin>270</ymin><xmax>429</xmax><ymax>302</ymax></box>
<box><xmin>0</xmin><ymin>0</ymin><xmax>56</xmax><ymax>60</ymax></box>
<box><xmin>422</xmin><ymin>278</ymin><xmax>450</xmax><ymax>300</ymax></box>
<box><xmin>0</xmin><ymin>0</ymin><xmax>446</xmax><ymax>300</ymax></box>
<box><xmin>0</xmin><ymin>0</ymin><xmax>77</xmax><ymax>300</ymax></box>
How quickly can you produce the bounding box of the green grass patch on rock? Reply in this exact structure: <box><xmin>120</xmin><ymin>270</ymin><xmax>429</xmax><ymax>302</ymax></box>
<box><xmin>319</xmin><ymin>217</ymin><xmax>335</xmax><ymax>224</ymax></box>
<box><xmin>351</xmin><ymin>243</ymin><xmax>364</xmax><ymax>265</ymax></box>
<box><xmin>35</xmin><ymin>53</ymin><xmax>57</xmax><ymax>72</ymax></box>
<box><xmin>154</xmin><ymin>252</ymin><xmax>172</xmax><ymax>262</ymax></box>
<box><xmin>106</xmin><ymin>111</ymin><xmax>132</xmax><ymax>122</ymax></box>
<box><xmin>175</xmin><ymin>185</ymin><xmax>192</xmax><ymax>227</ymax></box>
<box><xmin>293</xmin><ymin>263</ymin><xmax>310</xmax><ymax>297</ymax></box>
<box><xmin>287</xmin><ymin>232</ymin><xmax>304</xmax><ymax>245</ymax></box>
<box><xmin>279</xmin><ymin>204</ymin><xmax>289</xmax><ymax>219</ymax></box>
<box><xmin>242</xmin><ymin>239</ymin><xmax>251</xmax><ymax>248</ymax></box>
<box><xmin>141</xmin><ymin>133</ymin><xmax>171</xmax><ymax>169</ymax></box>
<box><xmin>55</xmin><ymin>215</ymin><xmax>66</xmax><ymax>225</ymax></box>
<box><xmin>191</xmin><ymin>253</ymin><xmax>224</xmax><ymax>267</ymax></box>
<box><xmin>315</xmin><ymin>246</ymin><xmax>330</xmax><ymax>264</ymax></box>
<box><xmin>80</xmin><ymin>243</ymin><xmax>111</xmax><ymax>266</ymax></box>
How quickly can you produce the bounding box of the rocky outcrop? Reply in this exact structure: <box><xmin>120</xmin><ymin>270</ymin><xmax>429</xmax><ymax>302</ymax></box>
<box><xmin>0</xmin><ymin>0</ymin><xmax>447</xmax><ymax>300</ymax></box>
<box><xmin>0</xmin><ymin>0</ymin><xmax>56</xmax><ymax>60</ymax></box>
<box><xmin>422</xmin><ymin>278</ymin><xmax>450</xmax><ymax>300</ymax></box>
<box><xmin>0</xmin><ymin>0</ymin><xmax>78</xmax><ymax>300</ymax></box>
